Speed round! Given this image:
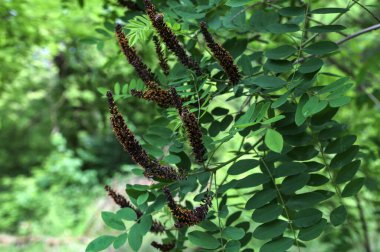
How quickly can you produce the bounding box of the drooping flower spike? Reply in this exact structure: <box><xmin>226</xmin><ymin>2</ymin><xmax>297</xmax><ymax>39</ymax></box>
<box><xmin>151</xmin><ymin>241</ymin><xmax>175</xmax><ymax>251</ymax></box>
<box><xmin>105</xmin><ymin>185</ymin><xmax>166</xmax><ymax>234</ymax></box>
<box><xmin>144</xmin><ymin>0</ymin><xmax>202</xmax><ymax>76</ymax></box>
<box><xmin>117</xmin><ymin>0</ymin><xmax>142</xmax><ymax>11</ymax></box>
<box><xmin>107</xmin><ymin>91</ymin><xmax>184</xmax><ymax>181</ymax></box>
<box><xmin>153</xmin><ymin>35</ymin><xmax>170</xmax><ymax>76</ymax></box>
<box><xmin>115</xmin><ymin>24</ymin><xmax>157</xmax><ymax>86</ymax></box>
<box><xmin>130</xmin><ymin>88</ymin><xmax>175</xmax><ymax>108</ymax></box>
<box><xmin>200</xmin><ymin>21</ymin><xmax>241</xmax><ymax>85</ymax></box>
<box><xmin>170</xmin><ymin>89</ymin><xmax>206</xmax><ymax>163</ymax></box>
<box><xmin>163</xmin><ymin>186</ymin><xmax>212</xmax><ymax>228</ymax></box>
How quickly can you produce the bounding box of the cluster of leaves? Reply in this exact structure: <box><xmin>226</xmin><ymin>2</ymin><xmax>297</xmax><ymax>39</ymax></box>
<box><xmin>86</xmin><ymin>0</ymin><xmax>368</xmax><ymax>251</ymax></box>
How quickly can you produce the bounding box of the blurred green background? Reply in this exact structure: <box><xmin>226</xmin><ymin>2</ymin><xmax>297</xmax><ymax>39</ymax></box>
<box><xmin>0</xmin><ymin>0</ymin><xmax>379</xmax><ymax>251</ymax></box>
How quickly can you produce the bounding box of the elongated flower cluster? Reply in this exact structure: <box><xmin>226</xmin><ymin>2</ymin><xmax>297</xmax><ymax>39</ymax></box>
<box><xmin>105</xmin><ymin>185</ymin><xmax>139</xmax><ymax>211</ymax></box>
<box><xmin>151</xmin><ymin>241</ymin><xmax>175</xmax><ymax>252</ymax></box>
<box><xmin>153</xmin><ymin>36</ymin><xmax>170</xmax><ymax>76</ymax></box>
<box><xmin>200</xmin><ymin>21</ymin><xmax>241</xmax><ymax>85</ymax></box>
<box><xmin>144</xmin><ymin>0</ymin><xmax>202</xmax><ymax>76</ymax></box>
<box><xmin>163</xmin><ymin>187</ymin><xmax>212</xmax><ymax>228</ymax></box>
<box><xmin>107</xmin><ymin>91</ymin><xmax>183</xmax><ymax>181</ymax></box>
<box><xmin>117</xmin><ymin>0</ymin><xmax>142</xmax><ymax>11</ymax></box>
<box><xmin>171</xmin><ymin>89</ymin><xmax>206</xmax><ymax>163</ymax></box>
<box><xmin>131</xmin><ymin>88</ymin><xmax>175</xmax><ymax>108</ymax></box>
<box><xmin>115</xmin><ymin>24</ymin><xmax>156</xmax><ymax>86</ymax></box>
<box><xmin>105</xmin><ymin>185</ymin><xmax>166</xmax><ymax>233</ymax></box>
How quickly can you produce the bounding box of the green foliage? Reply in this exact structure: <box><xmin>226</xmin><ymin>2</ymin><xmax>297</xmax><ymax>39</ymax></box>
<box><xmin>85</xmin><ymin>0</ymin><xmax>373</xmax><ymax>251</ymax></box>
<box><xmin>2</xmin><ymin>0</ymin><xmax>380</xmax><ymax>251</ymax></box>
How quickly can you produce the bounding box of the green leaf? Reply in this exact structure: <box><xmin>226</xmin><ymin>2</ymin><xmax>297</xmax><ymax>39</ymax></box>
<box><xmin>251</xmin><ymin>10</ymin><xmax>279</xmax><ymax>32</ymax></box>
<box><xmin>260</xmin><ymin>237</ymin><xmax>294</xmax><ymax>252</ymax></box>
<box><xmin>267</xmin><ymin>23</ymin><xmax>300</xmax><ymax>34</ymax></box>
<box><xmin>265</xmin><ymin>45</ymin><xmax>297</xmax><ymax>59</ymax></box>
<box><xmin>330</xmin><ymin>146</ymin><xmax>359</xmax><ymax>169</ymax></box>
<box><xmin>329</xmin><ymin>96</ymin><xmax>351</xmax><ymax>107</ymax></box>
<box><xmin>302</xmin><ymin>97</ymin><xmax>328</xmax><ymax>117</ymax></box>
<box><xmin>117</xmin><ymin>208</ymin><xmax>137</xmax><ymax>221</ymax></box>
<box><xmin>212</xmin><ymin>107</ymin><xmax>229</xmax><ymax>115</ymax></box>
<box><xmin>318</xmin><ymin>77</ymin><xmax>349</xmax><ymax>94</ymax></box>
<box><xmin>298</xmin><ymin>219</ymin><xmax>327</xmax><ymax>241</ymax></box>
<box><xmin>101</xmin><ymin>212</ymin><xmax>125</xmax><ymax>231</ymax></box>
<box><xmin>265</xmin><ymin>129</ymin><xmax>283</xmax><ymax>153</ymax></box>
<box><xmin>128</xmin><ymin>224</ymin><xmax>143</xmax><ymax>251</ymax></box>
<box><xmin>286</xmin><ymin>192</ymin><xmax>326</xmax><ymax>209</ymax></box>
<box><xmin>226</xmin><ymin>211</ymin><xmax>242</xmax><ymax>226</ymax></box>
<box><xmin>308</xmin><ymin>25</ymin><xmax>346</xmax><ymax>33</ymax></box>
<box><xmin>293</xmin><ymin>208</ymin><xmax>323</xmax><ymax>228</ymax></box>
<box><xmin>86</xmin><ymin>235</ymin><xmax>115</xmax><ymax>252</ymax></box>
<box><xmin>188</xmin><ymin>231</ymin><xmax>220</xmax><ymax>249</ymax></box>
<box><xmin>330</xmin><ymin>205</ymin><xmax>347</xmax><ymax>226</ymax></box>
<box><xmin>228</xmin><ymin>159</ymin><xmax>260</xmax><ymax>175</ymax></box>
<box><xmin>252</xmin><ymin>203</ymin><xmax>283</xmax><ymax>223</ymax></box>
<box><xmin>264</xmin><ymin>59</ymin><xmax>293</xmax><ymax>73</ymax></box>
<box><xmin>271</xmin><ymin>92</ymin><xmax>290</xmax><ymax>108</ymax></box>
<box><xmin>311</xmin><ymin>8</ymin><xmax>348</xmax><ymax>14</ymax></box>
<box><xmin>274</xmin><ymin>162</ymin><xmax>307</xmax><ymax>178</ymax></box>
<box><xmin>279</xmin><ymin>7</ymin><xmax>305</xmax><ymax>16</ymax></box>
<box><xmin>137</xmin><ymin>192</ymin><xmax>149</xmax><ymax>205</ymax></box>
<box><xmin>295</xmin><ymin>95</ymin><xmax>308</xmax><ymax>126</ymax></box>
<box><xmin>163</xmin><ymin>154</ymin><xmax>181</xmax><ymax>164</ymax></box>
<box><xmin>222</xmin><ymin>227</ymin><xmax>246</xmax><ymax>240</ymax></box>
<box><xmin>97</xmin><ymin>87</ymin><xmax>108</xmax><ymax>95</ymax></box>
<box><xmin>341</xmin><ymin>178</ymin><xmax>365</xmax><ymax>197</ymax></box>
<box><xmin>113</xmin><ymin>233</ymin><xmax>128</xmax><ymax>249</ymax></box>
<box><xmin>246</xmin><ymin>188</ymin><xmax>277</xmax><ymax>210</ymax></box>
<box><xmin>307</xmin><ymin>174</ymin><xmax>329</xmax><ymax>187</ymax></box>
<box><xmin>114</xmin><ymin>82</ymin><xmax>121</xmax><ymax>95</ymax></box>
<box><xmin>280</xmin><ymin>173</ymin><xmax>310</xmax><ymax>195</ymax></box>
<box><xmin>325</xmin><ymin>135</ymin><xmax>356</xmax><ymax>154</ymax></box>
<box><xmin>225</xmin><ymin>240</ymin><xmax>241</xmax><ymax>252</ymax></box>
<box><xmin>235</xmin><ymin>173</ymin><xmax>270</xmax><ymax>188</ymax></box>
<box><xmin>304</xmin><ymin>41</ymin><xmax>339</xmax><ymax>55</ymax></box>
<box><xmin>251</xmin><ymin>76</ymin><xmax>287</xmax><ymax>89</ymax></box>
<box><xmin>335</xmin><ymin>160</ymin><xmax>361</xmax><ymax>184</ymax></box>
<box><xmin>137</xmin><ymin>215</ymin><xmax>153</xmax><ymax>235</ymax></box>
<box><xmin>298</xmin><ymin>57</ymin><xmax>324</xmax><ymax>73</ymax></box>
<box><xmin>252</xmin><ymin>220</ymin><xmax>288</xmax><ymax>240</ymax></box>
<box><xmin>226</xmin><ymin>0</ymin><xmax>256</xmax><ymax>7</ymax></box>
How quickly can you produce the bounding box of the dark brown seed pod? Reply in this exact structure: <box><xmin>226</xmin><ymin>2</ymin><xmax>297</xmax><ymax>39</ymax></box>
<box><xmin>107</xmin><ymin>91</ymin><xmax>183</xmax><ymax>181</ymax></box>
<box><xmin>200</xmin><ymin>21</ymin><xmax>241</xmax><ymax>85</ymax></box>
<box><xmin>163</xmin><ymin>187</ymin><xmax>212</xmax><ymax>228</ymax></box>
<box><xmin>117</xmin><ymin>0</ymin><xmax>142</xmax><ymax>11</ymax></box>
<box><xmin>151</xmin><ymin>241</ymin><xmax>175</xmax><ymax>251</ymax></box>
<box><xmin>170</xmin><ymin>89</ymin><xmax>206</xmax><ymax>163</ymax></box>
<box><xmin>153</xmin><ymin>35</ymin><xmax>170</xmax><ymax>76</ymax></box>
<box><xmin>115</xmin><ymin>24</ymin><xmax>156</xmax><ymax>86</ymax></box>
<box><xmin>144</xmin><ymin>0</ymin><xmax>202</xmax><ymax>75</ymax></box>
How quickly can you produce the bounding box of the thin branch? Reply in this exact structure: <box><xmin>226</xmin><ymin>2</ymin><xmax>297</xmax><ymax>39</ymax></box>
<box><xmin>337</xmin><ymin>23</ymin><xmax>380</xmax><ymax>45</ymax></box>
<box><xmin>355</xmin><ymin>194</ymin><xmax>372</xmax><ymax>252</ymax></box>
<box><xmin>353</xmin><ymin>0</ymin><xmax>380</xmax><ymax>23</ymax></box>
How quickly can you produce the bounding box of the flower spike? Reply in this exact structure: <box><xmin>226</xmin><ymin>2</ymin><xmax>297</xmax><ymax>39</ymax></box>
<box><xmin>115</xmin><ymin>24</ymin><xmax>157</xmax><ymax>86</ymax></box>
<box><xmin>170</xmin><ymin>89</ymin><xmax>207</xmax><ymax>163</ymax></box>
<box><xmin>153</xmin><ymin>35</ymin><xmax>170</xmax><ymax>76</ymax></box>
<box><xmin>151</xmin><ymin>241</ymin><xmax>175</xmax><ymax>251</ymax></box>
<box><xmin>107</xmin><ymin>91</ymin><xmax>184</xmax><ymax>181</ymax></box>
<box><xmin>163</xmin><ymin>187</ymin><xmax>212</xmax><ymax>228</ymax></box>
<box><xmin>200</xmin><ymin>21</ymin><xmax>241</xmax><ymax>85</ymax></box>
<box><xmin>144</xmin><ymin>0</ymin><xmax>202</xmax><ymax>75</ymax></box>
